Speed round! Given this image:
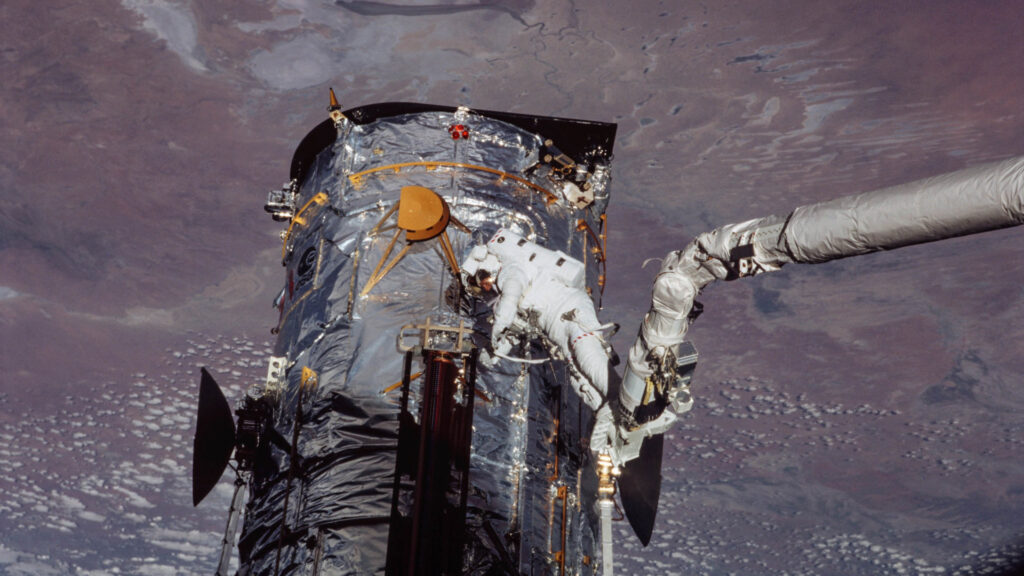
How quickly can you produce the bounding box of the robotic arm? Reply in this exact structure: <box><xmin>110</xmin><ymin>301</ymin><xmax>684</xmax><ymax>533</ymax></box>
<box><xmin>616</xmin><ymin>155</ymin><xmax>1024</xmax><ymax>463</ymax></box>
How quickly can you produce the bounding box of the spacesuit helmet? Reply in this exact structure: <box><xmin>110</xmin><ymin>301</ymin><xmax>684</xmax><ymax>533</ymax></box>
<box><xmin>465</xmin><ymin>269</ymin><xmax>496</xmax><ymax>296</ymax></box>
<box><xmin>461</xmin><ymin>244</ymin><xmax>501</xmax><ymax>297</ymax></box>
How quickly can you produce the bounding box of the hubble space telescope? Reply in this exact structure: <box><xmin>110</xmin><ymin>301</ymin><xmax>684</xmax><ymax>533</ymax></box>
<box><xmin>192</xmin><ymin>90</ymin><xmax>1023</xmax><ymax>575</ymax></box>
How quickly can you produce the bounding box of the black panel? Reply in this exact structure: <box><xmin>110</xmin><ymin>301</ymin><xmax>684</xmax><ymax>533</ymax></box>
<box><xmin>192</xmin><ymin>367</ymin><xmax>236</xmax><ymax>507</ymax></box>
<box><xmin>618</xmin><ymin>433</ymin><xmax>664</xmax><ymax>547</ymax></box>
<box><xmin>289</xmin><ymin>119</ymin><xmax>336</xmax><ymax>186</ymax></box>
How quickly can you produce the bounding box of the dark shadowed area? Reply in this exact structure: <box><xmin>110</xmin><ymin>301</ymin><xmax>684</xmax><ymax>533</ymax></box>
<box><xmin>1</xmin><ymin>1</ymin><xmax>1021</xmax><ymax>574</ymax></box>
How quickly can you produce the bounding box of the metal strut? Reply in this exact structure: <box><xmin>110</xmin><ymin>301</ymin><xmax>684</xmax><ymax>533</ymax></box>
<box><xmin>596</xmin><ymin>453</ymin><xmax>620</xmax><ymax>576</ymax></box>
<box><xmin>217</xmin><ymin>473</ymin><xmax>248</xmax><ymax>576</ymax></box>
<box><xmin>386</xmin><ymin>323</ymin><xmax>478</xmax><ymax>576</ymax></box>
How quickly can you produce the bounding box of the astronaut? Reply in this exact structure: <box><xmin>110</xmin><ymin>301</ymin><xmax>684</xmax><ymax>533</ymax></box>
<box><xmin>462</xmin><ymin>229</ymin><xmax>617</xmax><ymax>451</ymax></box>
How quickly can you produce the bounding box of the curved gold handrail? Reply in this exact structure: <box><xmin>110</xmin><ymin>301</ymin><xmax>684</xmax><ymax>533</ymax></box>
<box><xmin>576</xmin><ymin>214</ymin><xmax>608</xmax><ymax>306</ymax></box>
<box><xmin>347</xmin><ymin>161</ymin><xmax>558</xmax><ymax>204</ymax></box>
<box><xmin>281</xmin><ymin>192</ymin><xmax>328</xmax><ymax>260</ymax></box>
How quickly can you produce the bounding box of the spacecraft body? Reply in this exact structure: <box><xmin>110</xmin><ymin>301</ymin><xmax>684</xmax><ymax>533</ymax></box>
<box><xmin>235</xmin><ymin>104</ymin><xmax>616</xmax><ymax>575</ymax></box>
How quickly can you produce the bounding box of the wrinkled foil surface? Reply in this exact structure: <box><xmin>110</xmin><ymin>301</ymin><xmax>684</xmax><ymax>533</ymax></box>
<box><xmin>237</xmin><ymin>109</ymin><xmax>614</xmax><ymax>575</ymax></box>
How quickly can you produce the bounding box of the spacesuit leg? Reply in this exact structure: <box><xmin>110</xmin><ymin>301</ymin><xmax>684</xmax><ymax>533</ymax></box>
<box><xmin>568</xmin><ymin>331</ymin><xmax>609</xmax><ymax>407</ymax></box>
<box><xmin>556</xmin><ymin>304</ymin><xmax>618</xmax><ymax>457</ymax></box>
<box><xmin>542</xmin><ymin>289</ymin><xmax>610</xmax><ymax>409</ymax></box>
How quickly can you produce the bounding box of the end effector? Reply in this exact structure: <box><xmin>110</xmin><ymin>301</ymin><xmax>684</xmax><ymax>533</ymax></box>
<box><xmin>596</xmin><ymin>342</ymin><xmax>698</xmax><ymax>467</ymax></box>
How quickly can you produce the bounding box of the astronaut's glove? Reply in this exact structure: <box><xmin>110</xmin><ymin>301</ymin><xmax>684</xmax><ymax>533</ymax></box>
<box><xmin>491</xmin><ymin>331</ymin><xmax>514</xmax><ymax>359</ymax></box>
<box><xmin>479</xmin><ymin>347</ymin><xmax>501</xmax><ymax>368</ymax></box>
<box><xmin>491</xmin><ymin>315</ymin><xmax>511</xmax><ymax>341</ymax></box>
<box><xmin>570</xmin><ymin>376</ymin><xmax>606</xmax><ymax>412</ymax></box>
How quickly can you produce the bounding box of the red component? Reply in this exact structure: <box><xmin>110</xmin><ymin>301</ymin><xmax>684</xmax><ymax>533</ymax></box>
<box><xmin>448</xmin><ymin>124</ymin><xmax>470</xmax><ymax>140</ymax></box>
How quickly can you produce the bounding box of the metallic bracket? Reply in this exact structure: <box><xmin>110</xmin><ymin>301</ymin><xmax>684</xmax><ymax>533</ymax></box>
<box><xmin>265</xmin><ymin>180</ymin><xmax>298</xmax><ymax>222</ymax></box>
<box><xmin>397</xmin><ymin>317</ymin><xmax>476</xmax><ymax>355</ymax></box>
<box><xmin>260</xmin><ymin>356</ymin><xmax>288</xmax><ymax>403</ymax></box>
<box><xmin>548</xmin><ymin>484</ymin><xmax>569</xmax><ymax>575</ymax></box>
<box><xmin>563</xmin><ymin>180</ymin><xmax>594</xmax><ymax>209</ymax></box>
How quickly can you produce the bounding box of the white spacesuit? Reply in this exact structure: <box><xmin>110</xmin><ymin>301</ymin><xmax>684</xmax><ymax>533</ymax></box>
<box><xmin>462</xmin><ymin>230</ymin><xmax>616</xmax><ymax>447</ymax></box>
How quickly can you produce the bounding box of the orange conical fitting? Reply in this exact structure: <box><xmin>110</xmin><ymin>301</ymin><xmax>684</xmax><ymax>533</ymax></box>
<box><xmin>327</xmin><ymin>87</ymin><xmax>345</xmax><ymax>124</ymax></box>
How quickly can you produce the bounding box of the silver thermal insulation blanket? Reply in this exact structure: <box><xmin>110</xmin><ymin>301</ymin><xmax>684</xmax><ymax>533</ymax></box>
<box><xmin>238</xmin><ymin>109</ymin><xmax>614</xmax><ymax>575</ymax></box>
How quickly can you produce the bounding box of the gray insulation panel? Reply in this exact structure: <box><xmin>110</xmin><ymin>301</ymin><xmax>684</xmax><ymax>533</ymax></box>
<box><xmin>237</xmin><ymin>109</ymin><xmax>614</xmax><ymax>575</ymax></box>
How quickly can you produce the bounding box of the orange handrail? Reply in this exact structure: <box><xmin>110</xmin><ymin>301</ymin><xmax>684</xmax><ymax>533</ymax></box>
<box><xmin>348</xmin><ymin>161</ymin><xmax>558</xmax><ymax>204</ymax></box>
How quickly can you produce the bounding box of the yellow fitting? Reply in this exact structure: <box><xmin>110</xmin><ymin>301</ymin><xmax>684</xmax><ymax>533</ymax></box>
<box><xmin>300</xmin><ymin>366</ymin><xmax>319</xmax><ymax>392</ymax></box>
<box><xmin>382</xmin><ymin>371</ymin><xmax>423</xmax><ymax>394</ymax></box>
<box><xmin>596</xmin><ymin>452</ymin><xmax>619</xmax><ymax>499</ymax></box>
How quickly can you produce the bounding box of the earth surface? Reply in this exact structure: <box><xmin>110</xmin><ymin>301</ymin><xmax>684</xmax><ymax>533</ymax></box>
<box><xmin>1</xmin><ymin>1</ymin><xmax>1022</xmax><ymax>574</ymax></box>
